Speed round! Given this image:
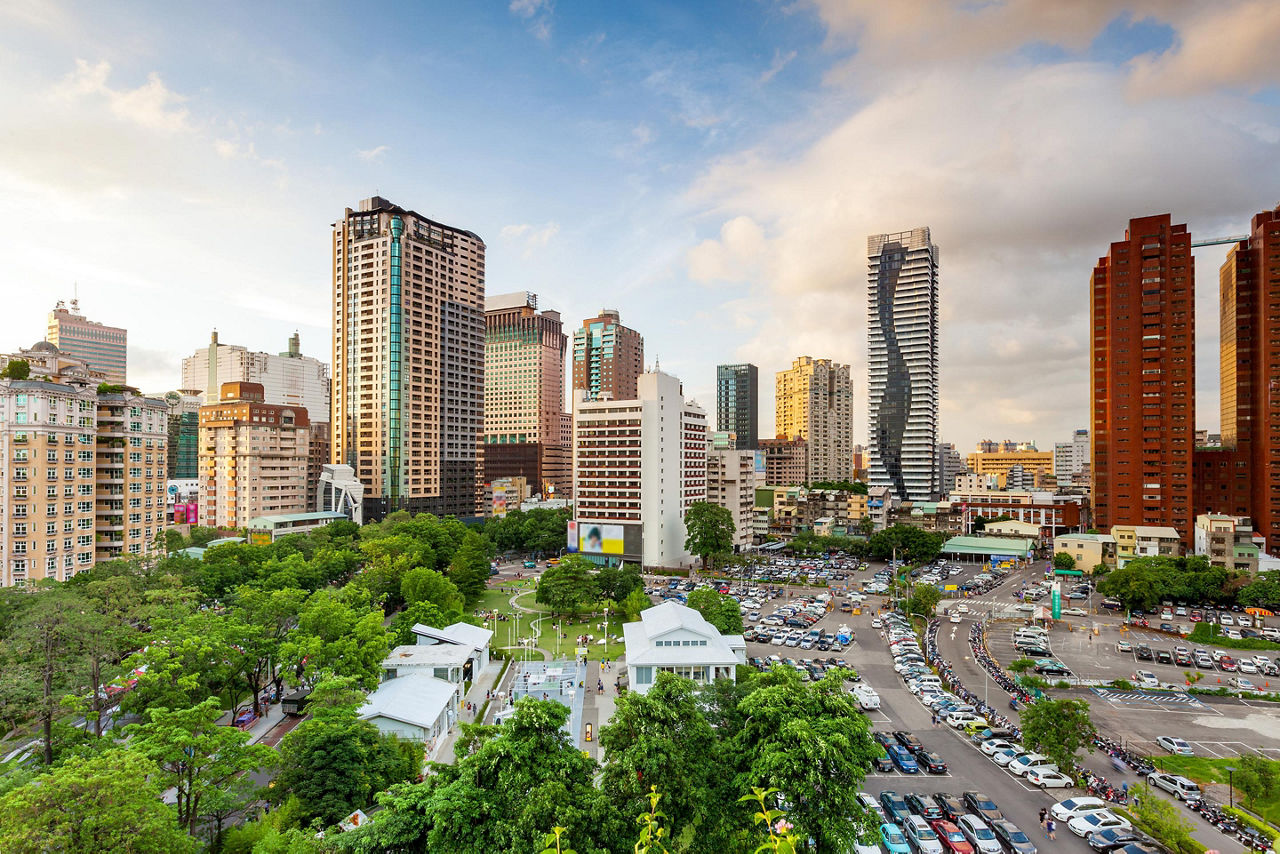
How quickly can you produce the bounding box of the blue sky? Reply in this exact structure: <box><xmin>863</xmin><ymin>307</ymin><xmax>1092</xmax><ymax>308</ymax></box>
<box><xmin>2</xmin><ymin>1</ymin><xmax>1279</xmax><ymax>450</ymax></box>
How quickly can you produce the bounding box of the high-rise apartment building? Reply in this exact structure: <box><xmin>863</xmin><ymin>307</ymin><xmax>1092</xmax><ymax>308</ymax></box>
<box><xmin>716</xmin><ymin>364</ymin><xmax>759</xmax><ymax>450</ymax></box>
<box><xmin>1054</xmin><ymin>429</ymin><xmax>1090</xmax><ymax>480</ymax></box>
<box><xmin>182</xmin><ymin>331</ymin><xmax>331</xmax><ymax>422</ymax></box>
<box><xmin>868</xmin><ymin>227</ymin><xmax>940</xmax><ymax>502</ymax></box>
<box><xmin>1090</xmin><ymin>214</ymin><xmax>1195</xmax><ymax>540</ymax></box>
<box><xmin>775</xmin><ymin>356</ymin><xmax>853</xmax><ymax>484</ymax></box>
<box><xmin>331</xmin><ymin>196</ymin><xmax>485</xmax><ymax>519</ymax></box>
<box><xmin>706</xmin><ymin>444</ymin><xmax>757</xmax><ymax>551</ymax></box>
<box><xmin>936</xmin><ymin>443</ymin><xmax>967</xmax><ymax>494</ymax></box>
<box><xmin>484</xmin><ymin>292</ymin><xmax>570</xmax><ymax>496</ymax></box>
<box><xmin>198</xmin><ymin>382</ymin><xmax>310</xmax><ymax>529</ymax></box>
<box><xmin>571</xmin><ymin>310</ymin><xmax>644</xmax><ymax>401</ymax></box>
<box><xmin>95</xmin><ymin>390</ymin><xmax>169</xmax><ymax>563</ymax></box>
<box><xmin>1195</xmin><ymin>205</ymin><xmax>1280</xmax><ymax>552</ymax></box>
<box><xmin>572</xmin><ymin>371</ymin><xmax>706</xmax><ymax>568</ymax></box>
<box><xmin>47</xmin><ymin>299</ymin><xmax>127</xmax><ymax>384</ymax></box>
<box><xmin>758</xmin><ymin>436</ymin><xmax>808</xmax><ymax>487</ymax></box>
<box><xmin>163</xmin><ymin>390</ymin><xmax>202</xmax><ymax>480</ymax></box>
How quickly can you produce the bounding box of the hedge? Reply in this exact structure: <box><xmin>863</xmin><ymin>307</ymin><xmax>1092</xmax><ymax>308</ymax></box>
<box><xmin>1187</xmin><ymin>623</ymin><xmax>1280</xmax><ymax>651</ymax></box>
<box><xmin>1225</xmin><ymin>806</ymin><xmax>1280</xmax><ymax>843</ymax></box>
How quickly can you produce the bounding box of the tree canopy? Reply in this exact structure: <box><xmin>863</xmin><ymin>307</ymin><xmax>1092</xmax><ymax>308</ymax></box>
<box><xmin>686</xmin><ymin>588</ymin><xmax>745</xmax><ymax>635</ymax></box>
<box><xmin>1019</xmin><ymin>697</ymin><xmax>1096</xmax><ymax>775</ymax></box>
<box><xmin>867</xmin><ymin>525</ymin><xmax>946</xmax><ymax>564</ymax></box>
<box><xmin>684</xmin><ymin>502</ymin><xmax>736</xmax><ymax>573</ymax></box>
<box><xmin>1097</xmin><ymin>555</ymin><xmax>1236</xmax><ymax>611</ymax></box>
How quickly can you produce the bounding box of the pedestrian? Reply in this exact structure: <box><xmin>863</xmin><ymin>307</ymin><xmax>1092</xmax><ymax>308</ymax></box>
<box><xmin>1046</xmin><ymin>819</ymin><xmax>1056</xmax><ymax>841</ymax></box>
<box><xmin>1038</xmin><ymin>807</ymin><xmax>1047</xmax><ymax>829</ymax></box>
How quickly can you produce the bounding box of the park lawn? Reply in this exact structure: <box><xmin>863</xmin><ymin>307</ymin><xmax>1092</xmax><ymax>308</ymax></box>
<box><xmin>1157</xmin><ymin>756</ymin><xmax>1280</xmax><ymax>826</ymax></box>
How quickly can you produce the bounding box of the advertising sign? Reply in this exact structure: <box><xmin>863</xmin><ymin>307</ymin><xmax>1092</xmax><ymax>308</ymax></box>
<box><xmin>566</xmin><ymin>521</ymin><xmax>579</xmax><ymax>552</ymax></box>
<box><xmin>492</xmin><ymin>485</ymin><xmax>509</xmax><ymax>518</ymax></box>
<box><xmin>578</xmin><ymin>521</ymin><xmax>624</xmax><ymax>555</ymax></box>
<box><xmin>1051</xmin><ymin>581</ymin><xmax>1062</xmax><ymax>620</ymax></box>
<box><xmin>754</xmin><ymin>450</ymin><xmax>766</xmax><ymax>475</ymax></box>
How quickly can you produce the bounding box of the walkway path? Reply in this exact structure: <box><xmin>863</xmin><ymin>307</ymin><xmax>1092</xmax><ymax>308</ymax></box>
<box><xmin>429</xmin><ymin>661</ymin><xmax>505</xmax><ymax>765</ymax></box>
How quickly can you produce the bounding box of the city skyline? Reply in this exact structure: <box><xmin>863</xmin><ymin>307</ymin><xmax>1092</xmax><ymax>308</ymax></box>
<box><xmin>2</xmin><ymin>3</ymin><xmax>1280</xmax><ymax>452</ymax></box>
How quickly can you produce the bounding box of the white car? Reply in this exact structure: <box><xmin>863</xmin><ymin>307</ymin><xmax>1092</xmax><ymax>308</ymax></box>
<box><xmin>992</xmin><ymin>748</ymin><xmax>1028</xmax><ymax>768</ymax></box>
<box><xmin>980</xmin><ymin>739</ymin><xmax>1018</xmax><ymax>757</ymax></box>
<box><xmin>1156</xmin><ymin>736</ymin><xmax>1193</xmax><ymax>756</ymax></box>
<box><xmin>1051</xmin><ymin>797</ymin><xmax>1109</xmax><ymax>822</ymax></box>
<box><xmin>1008</xmin><ymin>754</ymin><xmax>1057</xmax><ymax>777</ymax></box>
<box><xmin>1229</xmin><ymin>677</ymin><xmax>1259</xmax><ymax>692</ymax></box>
<box><xmin>1067</xmin><ymin>811</ymin><xmax>1131</xmax><ymax>838</ymax></box>
<box><xmin>1134</xmin><ymin>670</ymin><xmax>1159</xmax><ymax>689</ymax></box>
<box><xmin>950</xmin><ymin>613</ymin><xmax>962</xmax><ymax>623</ymax></box>
<box><xmin>956</xmin><ymin>603</ymin><xmax>969</xmax><ymax>614</ymax></box>
<box><xmin>1061</xmin><ymin>607</ymin><xmax>1087</xmax><ymax>617</ymax></box>
<box><xmin>871</xmin><ymin>617</ymin><xmax>884</xmax><ymax>627</ymax></box>
<box><xmin>1239</xmin><ymin>660</ymin><xmax>1259</xmax><ymax>674</ymax></box>
<box><xmin>1027</xmin><ymin>768</ymin><xmax>1074</xmax><ymax>789</ymax></box>
<box><xmin>946</xmin><ymin>713</ymin><xmax>987</xmax><ymax>730</ymax></box>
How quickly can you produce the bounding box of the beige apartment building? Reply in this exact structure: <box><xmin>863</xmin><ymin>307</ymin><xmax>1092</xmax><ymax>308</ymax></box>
<box><xmin>965</xmin><ymin>445</ymin><xmax>1054</xmax><ymax>488</ymax></box>
<box><xmin>199</xmin><ymin>382</ymin><xmax>310</xmax><ymax>529</ymax></box>
<box><xmin>706</xmin><ymin>446</ymin><xmax>757</xmax><ymax>551</ymax></box>
<box><xmin>775</xmin><ymin>356</ymin><xmax>853</xmax><ymax>483</ymax></box>
<box><xmin>331</xmin><ymin>197</ymin><xmax>485</xmax><ymax>520</ymax></box>
<box><xmin>758</xmin><ymin>436</ymin><xmax>808</xmax><ymax>487</ymax></box>
<box><xmin>95</xmin><ymin>390</ymin><xmax>169</xmax><ymax>563</ymax></box>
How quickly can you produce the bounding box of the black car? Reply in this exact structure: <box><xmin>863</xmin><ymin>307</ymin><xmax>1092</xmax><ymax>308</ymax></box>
<box><xmin>1155</xmin><ymin>649</ymin><xmax>1173</xmax><ymax>664</ymax></box>
<box><xmin>962</xmin><ymin>791</ymin><xmax>1003</xmax><ymax>824</ymax></box>
<box><xmin>873</xmin><ymin>752</ymin><xmax>896</xmax><ymax>773</ymax></box>
<box><xmin>918</xmin><ymin>751</ymin><xmax>948</xmax><ymax>774</ymax></box>
<box><xmin>1034</xmin><ymin>661</ymin><xmax>1072</xmax><ymax>677</ymax></box>
<box><xmin>894</xmin><ymin>731</ymin><xmax>925</xmax><ymax>754</ymax></box>
<box><xmin>874</xmin><ymin>732</ymin><xmax>896</xmax><ymax>748</ymax></box>
<box><xmin>1136</xmin><ymin>644</ymin><xmax>1154</xmax><ymax>661</ymax></box>
<box><xmin>1087</xmin><ymin>830</ymin><xmax>1143</xmax><ymax>853</ymax></box>
<box><xmin>931</xmin><ymin>793</ymin><xmax>966</xmax><ymax>823</ymax></box>
<box><xmin>905</xmin><ymin>792</ymin><xmax>943</xmax><ymax>820</ymax></box>
<box><xmin>1018</xmin><ymin>646</ymin><xmax>1051</xmax><ymax>658</ymax></box>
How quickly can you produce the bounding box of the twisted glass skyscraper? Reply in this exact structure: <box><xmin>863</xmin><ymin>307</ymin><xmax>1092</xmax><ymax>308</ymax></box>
<box><xmin>868</xmin><ymin>227</ymin><xmax>939</xmax><ymax>502</ymax></box>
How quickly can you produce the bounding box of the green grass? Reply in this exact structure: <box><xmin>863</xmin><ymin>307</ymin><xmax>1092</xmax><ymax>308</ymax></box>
<box><xmin>1156</xmin><ymin>756</ymin><xmax>1280</xmax><ymax>827</ymax></box>
<box><xmin>478</xmin><ymin>585</ymin><xmax>626</xmax><ymax>661</ymax></box>
<box><xmin>1187</xmin><ymin>623</ymin><xmax>1280</xmax><ymax>651</ymax></box>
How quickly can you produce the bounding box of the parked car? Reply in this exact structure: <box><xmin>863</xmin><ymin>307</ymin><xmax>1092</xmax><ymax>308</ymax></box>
<box><xmin>904</xmin><ymin>816</ymin><xmax>945</xmax><ymax>854</ymax></box>
<box><xmin>980</xmin><ymin>739</ymin><xmax>1018</xmax><ymax>757</ymax></box>
<box><xmin>1146</xmin><ymin>772</ymin><xmax>1200</xmax><ymax>801</ymax></box>
<box><xmin>991</xmin><ymin>820</ymin><xmax>1037</xmax><ymax>854</ymax></box>
<box><xmin>931</xmin><ymin>793</ymin><xmax>967</xmax><ymax>823</ymax></box>
<box><xmin>895</xmin><ymin>731</ymin><xmax>925</xmax><ymax>755</ymax></box>
<box><xmin>930</xmin><ymin>820</ymin><xmax>974</xmax><ymax>854</ymax></box>
<box><xmin>888</xmin><ymin>745</ymin><xmax>920</xmax><ymax>773</ymax></box>
<box><xmin>881</xmin><ymin>823</ymin><xmax>912</xmax><ymax>854</ymax></box>
<box><xmin>1155</xmin><ymin>736</ymin><xmax>1193</xmax><ymax>756</ymax></box>
<box><xmin>1026</xmin><ymin>768</ymin><xmax>1074</xmax><ymax>789</ymax></box>
<box><xmin>962</xmin><ymin>792</ymin><xmax>1003</xmax><ymax>824</ymax></box>
<box><xmin>1067</xmin><ymin>811</ymin><xmax>1131</xmax><ymax>838</ymax></box>
<box><xmin>919</xmin><ymin>752</ymin><xmax>948</xmax><ymax>774</ymax></box>
<box><xmin>1008</xmin><ymin>754</ymin><xmax>1058</xmax><ymax>778</ymax></box>
<box><xmin>957</xmin><ymin>815</ymin><xmax>1004</xmax><ymax>854</ymax></box>
<box><xmin>1086</xmin><ymin>829</ymin><xmax>1144</xmax><ymax>853</ymax></box>
<box><xmin>1051</xmin><ymin>797</ymin><xmax>1109</xmax><ymax>822</ymax></box>
<box><xmin>881</xmin><ymin>791</ymin><xmax>913</xmax><ymax>825</ymax></box>
<box><xmin>905</xmin><ymin>791</ymin><xmax>945</xmax><ymax>820</ymax></box>
<box><xmin>858</xmin><ymin>793</ymin><xmax>888</xmax><ymax>823</ymax></box>
<box><xmin>1115</xmin><ymin>640</ymin><xmax>1133</xmax><ymax>654</ymax></box>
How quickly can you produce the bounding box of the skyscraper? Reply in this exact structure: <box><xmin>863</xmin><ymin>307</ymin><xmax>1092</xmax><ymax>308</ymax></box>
<box><xmin>716</xmin><ymin>363</ymin><xmax>759</xmax><ymax>450</ymax></box>
<box><xmin>484</xmin><ymin>291</ymin><xmax>571</xmax><ymax>496</ymax></box>
<box><xmin>1090</xmin><ymin>214</ymin><xmax>1195</xmax><ymax>540</ymax></box>
<box><xmin>867</xmin><ymin>227</ymin><xmax>940</xmax><ymax>502</ymax></box>
<box><xmin>181</xmin><ymin>331</ymin><xmax>331</xmax><ymax>420</ymax></box>
<box><xmin>47</xmin><ymin>299</ymin><xmax>127</xmax><ymax>384</ymax></box>
<box><xmin>1196</xmin><ymin>204</ymin><xmax>1280</xmax><ymax>552</ymax></box>
<box><xmin>775</xmin><ymin>356</ymin><xmax>853</xmax><ymax>483</ymax></box>
<box><xmin>331</xmin><ymin>196</ymin><xmax>486</xmax><ymax>519</ymax></box>
<box><xmin>1054</xmin><ymin>429</ymin><xmax>1090</xmax><ymax>481</ymax></box>
<box><xmin>572</xmin><ymin>309</ymin><xmax>643</xmax><ymax>401</ymax></box>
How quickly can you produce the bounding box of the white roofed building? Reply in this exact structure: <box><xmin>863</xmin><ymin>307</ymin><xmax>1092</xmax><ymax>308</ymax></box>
<box><xmin>622</xmin><ymin>601</ymin><xmax>745</xmax><ymax>695</ymax></box>
<box><xmin>359</xmin><ymin>672</ymin><xmax>459</xmax><ymax>744</ymax></box>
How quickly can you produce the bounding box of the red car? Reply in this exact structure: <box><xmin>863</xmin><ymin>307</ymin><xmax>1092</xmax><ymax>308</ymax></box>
<box><xmin>1219</xmin><ymin>656</ymin><xmax>1239</xmax><ymax>672</ymax></box>
<box><xmin>931</xmin><ymin>820</ymin><xmax>975</xmax><ymax>854</ymax></box>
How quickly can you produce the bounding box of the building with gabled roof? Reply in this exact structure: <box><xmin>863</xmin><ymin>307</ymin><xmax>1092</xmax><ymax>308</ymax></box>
<box><xmin>622</xmin><ymin>600</ymin><xmax>745</xmax><ymax>695</ymax></box>
<box><xmin>410</xmin><ymin>621</ymin><xmax>494</xmax><ymax>674</ymax></box>
<box><xmin>358</xmin><ymin>671</ymin><xmax>459</xmax><ymax>744</ymax></box>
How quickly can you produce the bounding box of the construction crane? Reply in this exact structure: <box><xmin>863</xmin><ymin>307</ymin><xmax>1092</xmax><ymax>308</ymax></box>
<box><xmin>1191</xmin><ymin>235</ymin><xmax>1248</xmax><ymax>248</ymax></box>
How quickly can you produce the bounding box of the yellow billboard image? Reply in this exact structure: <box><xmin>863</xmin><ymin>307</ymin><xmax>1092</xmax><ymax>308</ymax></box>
<box><xmin>578</xmin><ymin>521</ymin><xmax>624</xmax><ymax>555</ymax></box>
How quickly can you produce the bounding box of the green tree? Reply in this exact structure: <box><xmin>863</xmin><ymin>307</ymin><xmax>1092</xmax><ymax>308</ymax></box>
<box><xmin>1096</xmin><ymin>557</ymin><xmax>1167</xmax><ymax>612</ymax></box>
<box><xmin>621</xmin><ymin>587</ymin><xmax>654</xmax><ymax>621</ymax></box>
<box><xmin>225</xmin><ymin>585</ymin><xmax>306</xmax><ymax>716</ymax></box>
<box><xmin>686</xmin><ymin>588</ymin><xmax>745</xmax><ymax>635</ymax></box>
<box><xmin>906</xmin><ymin>584</ymin><xmax>943</xmax><ymax>617</ymax></box>
<box><xmin>449</xmin><ymin>531</ymin><xmax>494</xmax><ymax>606</ymax></box>
<box><xmin>390</xmin><ymin>600</ymin><xmax>459</xmax><ymax>646</ymax></box>
<box><xmin>126</xmin><ymin>698</ymin><xmax>277</xmax><ymax>834</ymax></box>
<box><xmin>0</xmin><ymin>748</ymin><xmax>195</xmax><ymax>854</ymax></box>
<box><xmin>0</xmin><ymin>358</ymin><xmax>30</xmax><ymax>380</ymax></box>
<box><xmin>121</xmin><ymin>610</ymin><xmax>239</xmax><ymax>715</ymax></box>
<box><xmin>274</xmin><ymin>707</ymin><xmax>420</xmax><ymax>827</ymax></box>
<box><xmin>1129</xmin><ymin>790</ymin><xmax>1195</xmax><ymax>854</ymax></box>
<box><xmin>279</xmin><ymin>587</ymin><xmax>392</xmax><ymax>691</ymax></box>
<box><xmin>400</xmin><ymin>565</ymin><xmax>463</xmax><ymax>612</ymax></box>
<box><xmin>684</xmin><ymin>502</ymin><xmax>736</xmax><ymax>573</ymax></box>
<box><xmin>342</xmin><ymin>699</ymin><xmax>612</xmax><ymax>854</ymax></box>
<box><xmin>599</xmin><ymin>673</ymin><xmax>731</xmax><ymax>851</ymax></box>
<box><xmin>731</xmin><ymin>669</ymin><xmax>879</xmax><ymax>853</ymax></box>
<box><xmin>1019</xmin><ymin>697</ymin><xmax>1095</xmax><ymax>775</ymax></box>
<box><xmin>536</xmin><ymin>555</ymin><xmax>596</xmax><ymax>615</ymax></box>
<box><xmin>1239</xmin><ymin>576</ymin><xmax>1280</xmax><ymax>610</ymax></box>
<box><xmin>593</xmin><ymin>564</ymin><xmax>643</xmax><ymax>603</ymax></box>
<box><xmin>867</xmin><ymin>525</ymin><xmax>945</xmax><ymax>564</ymax></box>
<box><xmin>1233</xmin><ymin>755</ymin><xmax>1280</xmax><ymax>807</ymax></box>
<box><xmin>1052</xmin><ymin>552</ymin><xmax>1077</xmax><ymax>571</ymax></box>
<box><xmin>7</xmin><ymin>587</ymin><xmax>89</xmax><ymax>764</ymax></box>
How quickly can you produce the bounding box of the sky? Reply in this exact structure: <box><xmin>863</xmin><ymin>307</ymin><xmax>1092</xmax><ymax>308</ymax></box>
<box><xmin>2</xmin><ymin>0</ymin><xmax>1279</xmax><ymax>452</ymax></box>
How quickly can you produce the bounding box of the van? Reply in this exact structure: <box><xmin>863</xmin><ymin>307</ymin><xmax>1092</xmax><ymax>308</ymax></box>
<box><xmin>854</xmin><ymin>684</ymin><xmax>881</xmax><ymax>710</ymax></box>
<box><xmin>914</xmin><ymin>675</ymin><xmax>943</xmax><ymax>690</ymax></box>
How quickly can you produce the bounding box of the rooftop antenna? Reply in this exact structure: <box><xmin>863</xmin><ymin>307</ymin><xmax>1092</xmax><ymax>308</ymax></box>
<box><xmin>71</xmin><ymin>281</ymin><xmax>79</xmax><ymax>313</ymax></box>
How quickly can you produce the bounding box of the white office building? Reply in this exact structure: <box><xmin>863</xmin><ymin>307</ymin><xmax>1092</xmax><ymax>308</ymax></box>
<box><xmin>868</xmin><ymin>227</ymin><xmax>940</xmax><ymax>502</ymax></box>
<box><xmin>1054</xmin><ymin>429</ymin><xmax>1089</xmax><ymax>480</ymax></box>
<box><xmin>622</xmin><ymin>601</ymin><xmax>745</xmax><ymax>695</ymax></box>
<box><xmin>182</xmin><ymin>331</ymin><xmax>331</xmax><ymax>422</ymax></box>
<box><xmin>572</xmin><ymin>371</ymin><xmax>706</xmax><ymax>568</ymax></box>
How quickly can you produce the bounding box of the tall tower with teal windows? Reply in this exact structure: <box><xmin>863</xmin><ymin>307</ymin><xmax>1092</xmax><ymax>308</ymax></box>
<box><xmin>332</xmin><ymin>197</ymin><xmax>486</xmax><ymax>521</ymax></box>
<box><xmin>571</xmin><ymin>309</ymin><xmax>644</xmax><ymax>402</ymax></box>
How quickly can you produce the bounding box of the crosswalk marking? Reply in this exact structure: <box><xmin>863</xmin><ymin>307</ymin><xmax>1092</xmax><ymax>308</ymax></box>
<box><xmin>1092</xmin><ymin>688</ymin><xmax>1205</xmax><ymax>707</ymax></box>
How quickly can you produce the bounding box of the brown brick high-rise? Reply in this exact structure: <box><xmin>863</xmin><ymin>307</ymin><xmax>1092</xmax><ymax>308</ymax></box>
<box><xmin>1091</xmin><ymin>214</ymin><xmax>1195</xmax><ymax>542</ymax></box>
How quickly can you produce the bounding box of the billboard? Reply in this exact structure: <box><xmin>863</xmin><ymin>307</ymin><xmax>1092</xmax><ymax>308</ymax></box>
<box><xmin>754</xmin><ymin>450</ymin><xmax>766</xmax><ymax>475</ymax></box>
<box><xmin>566</xmin><ymin>521</ymin><xmax>579</xmax><ymax>552</ymax></box>
<box><xmin>492</xmin><ymin>485</ymin><xmax>509</xmax><ymax>518</ymax></box>
<box><xmin>578</xmin><ymin>521</ymin><xmax>625</xmax><ymax>555</ymax></box>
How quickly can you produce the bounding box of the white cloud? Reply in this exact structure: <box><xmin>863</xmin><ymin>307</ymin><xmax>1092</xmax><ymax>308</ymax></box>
<box><xmin>1128</xmin><ymin>1</ymin><xmax>1280</xmax><ymax>96</ymax></box>
<box><xmin>508</xmin><ymin>0</ymin><xmax>548</xmax><ymax>19</ymax></box>
<box><xmin>356</xmin><ymin>144</ymin><xmax>390</xmax><ymax>162</ymax></box>
<box><xmin>509</xmin><ymin>0</ymin><xmax>553</xmax><ymax>40</ymax></box>
<box><xmin>55</xmin><ymin>59</ymin><xmax>190</xmax><ymax>132</ymax></box>
<box><xmin>501</xmin><ymin>221</ymin><xmax>561</xmax><ymax>257</ymax></box>
<box><xmin>758</xmin><ymin>49</ymin><xmax>797</xmax><ymax>85</ymax></box>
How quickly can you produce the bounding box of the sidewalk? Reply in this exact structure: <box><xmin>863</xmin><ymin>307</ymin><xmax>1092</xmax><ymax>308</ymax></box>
<box><xmin>216</xmin><ymin>701</ymin><xmax>286</xmax><ymax>745</ymax></box>
<box><xmin>429</xmin><ymin>661</ymin><xmax>504</xmax><ymax>765</ymax></box>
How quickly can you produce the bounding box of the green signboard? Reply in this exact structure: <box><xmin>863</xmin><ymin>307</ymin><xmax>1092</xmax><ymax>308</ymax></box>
<box><xmin>1051</xmin><ymin>585</ymin><xmax>1062</xmax><ymax>620</ymax></box>
<box><xmin>1053</xmin><ymin>569</ymin><xmax>1085</xmax><ymax>576</ymax></box>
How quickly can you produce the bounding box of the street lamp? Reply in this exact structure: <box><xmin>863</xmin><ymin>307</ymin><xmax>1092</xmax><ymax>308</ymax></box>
<box><xmin>1226</xmin><ymin>765</ymin><xmax>1236</xmax><ymax>810</ymax></box>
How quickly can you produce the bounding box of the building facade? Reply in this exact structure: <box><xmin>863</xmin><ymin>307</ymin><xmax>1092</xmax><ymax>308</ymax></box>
<box><xmin>182</xmin><ymin>331</ymin><xmax>331</xmax><ymax>422</ymax></box>
<box><xmin>1052</xmin><ymin>533</ymin><xmax>1117</xmax><ymax>572</ymax></box>
<box><xmin>1112</xmin><ymin>524</ymin><xmax>1182</xmax><ymax>568</ymax></box>
<box><xmin>715</xmin><ymin>363</ymin><xmax>759</xmax><ymax>450</ymax></box>
<box><xmin>1054</xmin><ymin>429</ymin><xmax>1090</xmax><ymax>481</ymax></box>
<box><xmin>706</xmin><ymin>445</ymin><xmax>757</xmax><ymax>551</ymax></box>
<box><xmin>198</xmin><ymin>382</ymin><xmax>310</xmax><ymax>529</ymax></box>
<box><xmin>572</xmin><ymin>371</ymin><xmax>706</xmax><ymax>568</ymax></box>
<box><xmin>163</xmin><ymin>390</ymin><xmax>202</xmax><ymax>480</ymax></box>
<box><xmin>936</xmin><ymin>443</ymin><xmax>967</xmax><ymax>494</ymax></box>
<box><xmin>47</xmin><ymin>300</ymin><xmax>127</xmax><ymax>384</ymax></box>
<box><xmin>1091</xmin><ymin>214</ymin><xmax>1195</xmax><ymax>542</ymax></box>
<box><xmin>1193</xmin><ymin>514</ymin><xmax>1261</xmax><ymax>574</ymax></box>
<box><xmin>571</xmin><ymin>309</ymin><xmax>643</xmax><ymax>402</ymax></box>
<box><xmin>868</xmin><ymin>227</ymin><xmax>940</xmax><ymax>502</ymax></box>
<box><xmin>484</xmin><ymin>292</ymin><xmax>570</xmax><ymax>497</ymax></box>
<box><xmin>331</xmin><ymin>196</ymin><xmax>485</xmax><ymax>520</ymax></box>
<box><xmin>965</xmin><ymin>446</ymin><xmax>1054</xmax><ymax>489</ymax></box>
<box><xmin>757</xmin><ymin>436</ymin><xmax>807</xmax><ymax>487</ymax></box>
<box><xmin>775</xmin><ymin>356</ymin><xmax>853</xmax><ymax>484</ymax></box>
<box><xmin>95</xmin><ymin>390</ymin><xmax>169</xmax><ymax>563</ymax></box>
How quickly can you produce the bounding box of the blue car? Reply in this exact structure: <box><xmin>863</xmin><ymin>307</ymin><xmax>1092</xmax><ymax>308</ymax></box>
<box><xmin>881</xmin><ymin>823</ymin><xmax>912</xmax><ymax>854</ymax></box>
<box><xmin>887</xmin><ymin>745</ymin><xmax>920</xmax><ymax>774</ymax></box>
<box><xmin>880</xmin><ymin>791</ymin><xmax>912</xmax><ymax>826</ymax></box>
